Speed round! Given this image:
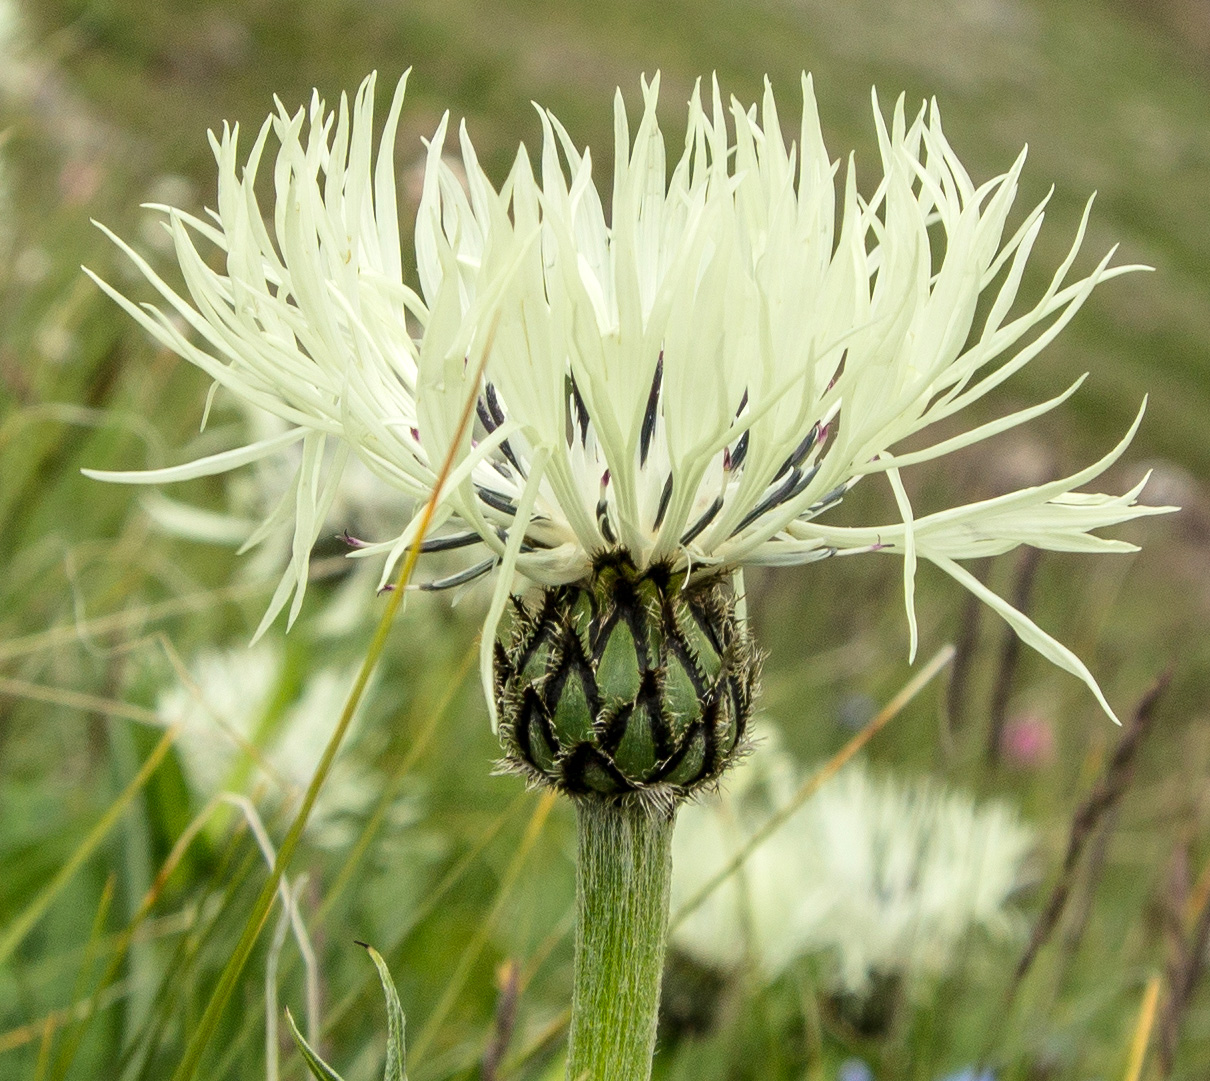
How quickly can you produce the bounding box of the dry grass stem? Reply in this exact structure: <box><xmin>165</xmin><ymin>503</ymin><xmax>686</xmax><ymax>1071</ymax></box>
<box><xmin>1009</xmin><ymin>669</ymin><xmax>1171</xmax><ymax>994</ymax></box>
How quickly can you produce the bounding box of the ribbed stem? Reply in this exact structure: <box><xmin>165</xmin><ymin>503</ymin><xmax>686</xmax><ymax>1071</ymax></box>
<box><xmin>567</xmin><ymin>799</ymin><xmax>675</xmax><ymax>1081</ymax></box>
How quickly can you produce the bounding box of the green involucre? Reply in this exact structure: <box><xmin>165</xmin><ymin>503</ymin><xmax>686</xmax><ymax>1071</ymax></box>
<box><xmin>496</xmin><ymin>554</ymin><xmax>758</xmax><ymax>803</ymax></box>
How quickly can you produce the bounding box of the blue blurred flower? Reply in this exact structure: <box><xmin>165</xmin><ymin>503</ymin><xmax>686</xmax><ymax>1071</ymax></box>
<box><xmin>838</xmin><ymin>1059</ymin><xmax>874</xmax><ymax>1081</ymax></box>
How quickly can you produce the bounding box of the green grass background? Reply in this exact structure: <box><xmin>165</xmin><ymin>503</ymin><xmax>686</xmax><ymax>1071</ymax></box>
<box><xmin>2</xmin><ymin>0</ymin><xmax>1209</xmax><ymax>1078</ymax></box>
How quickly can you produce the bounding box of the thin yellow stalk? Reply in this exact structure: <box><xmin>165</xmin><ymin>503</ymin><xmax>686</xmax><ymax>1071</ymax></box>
<box><xmin>409</xmin><ymin>790</ymin><xmax>557</xmax><ymax>1065</ymax></box>
<box><xmin>1123</xmin><ymin>975</ymin><xmax>1161</xmax><ymax>1081</ymax></box>
<box><xmin>0</xmin><ymin>676</ymin><xmax>161</xmax><ymax>725</ymax></box>
<box><xmin>0</xmin><ymin>724</ymin><xmax>179</xmax><ymax>966</ymax></box>
<box><xmin>0</xmin><ymin>580</ymin><xmax>266</xmax><ymax>664</ymax></box>
<box><xmin>169</xmin><ymin>319</ymin><xmax>500</xmax><ymax>1081</ymax></box>
<box><xmin>318</xmin><ymin>640</ymin><xmax>478</xmax><ymax>923</ymax></box>
<box><xmin>671</xmin><ymin>643</ymin><xmax>955</xmax><ymax>930</ymax></box>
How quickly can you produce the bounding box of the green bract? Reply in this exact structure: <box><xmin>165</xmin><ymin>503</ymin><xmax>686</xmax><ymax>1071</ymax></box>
<box><xmin>496</xmin><ymin>555</ymin><xmax>758</xmax><ymax>803</ymax></box>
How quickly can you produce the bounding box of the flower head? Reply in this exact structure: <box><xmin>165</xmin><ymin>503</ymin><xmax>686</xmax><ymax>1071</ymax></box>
<box><xmin>86</xmin><ymin>71</ymin><xmax>1169</xmax><ymax>735</ymax></box>
<box><xmin>158</xmin><ymin>643</ymin><xmax>382</xmax><ymax>848</ymax></box>
<box><xmin>670</xmin><ymin>740</ymin><xmax>1036</xmax><ymax>991</ymax></box>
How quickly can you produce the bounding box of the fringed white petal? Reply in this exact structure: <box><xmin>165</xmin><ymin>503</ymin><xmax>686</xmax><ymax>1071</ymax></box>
<box><xmin>87</xmin><ymin>70</ymin><xmax>1168</xmax><ymax>728</ymax></box>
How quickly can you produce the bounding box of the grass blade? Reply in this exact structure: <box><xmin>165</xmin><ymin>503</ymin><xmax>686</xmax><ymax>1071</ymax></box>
<box><xmin>0</xmin><ymin>724</ymin><xmax>178</xmax><ymax>967</ymax></box>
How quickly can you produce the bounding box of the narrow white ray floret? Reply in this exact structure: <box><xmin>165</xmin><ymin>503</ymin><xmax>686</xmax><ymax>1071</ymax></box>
<box><xmin>85</xmin><ymin>70</ymin><xmax>1172</xmax><ymax>722</ymax></box>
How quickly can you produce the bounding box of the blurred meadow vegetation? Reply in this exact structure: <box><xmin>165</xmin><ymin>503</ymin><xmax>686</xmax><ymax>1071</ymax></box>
<box><xmin>1</xmin><ymin>0</ymin><xmax>1209</xmax><ymax>1078</ymax></box>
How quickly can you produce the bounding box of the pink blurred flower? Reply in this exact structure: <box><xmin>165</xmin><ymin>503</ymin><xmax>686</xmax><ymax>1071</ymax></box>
<box><xmin>1000</xmin><ymin>713</ymin><xmax>1056</xmax><ymax>769</ymax></box>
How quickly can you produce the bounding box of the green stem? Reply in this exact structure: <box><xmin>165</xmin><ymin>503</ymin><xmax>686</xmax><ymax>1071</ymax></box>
<box><xmin>567</xmin><ymin>799</ymin><xmax>675</xmax><ymax>1081</ymax></box>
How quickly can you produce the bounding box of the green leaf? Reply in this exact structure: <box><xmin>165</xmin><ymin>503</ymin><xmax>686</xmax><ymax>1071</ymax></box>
<box><xmin>360</xmin><ymin>943</ymin><xmax>409</xmax><ymax>1081</ymax></box>
<box><xmin>285</xmin><ymin>1007</ymin><xmax>346</xmax><ymax>1081</ymax></box>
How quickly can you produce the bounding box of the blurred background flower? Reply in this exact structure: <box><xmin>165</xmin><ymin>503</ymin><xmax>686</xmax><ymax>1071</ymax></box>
<box><xmin>156</xmin><ymin>640</ymin><xmax>397</xmax><ymax>850</ymax></box>
<box><xmin>671</xmin><ymin>738</ymin><xmax>1035</xmax><ymax>992</ymax></box>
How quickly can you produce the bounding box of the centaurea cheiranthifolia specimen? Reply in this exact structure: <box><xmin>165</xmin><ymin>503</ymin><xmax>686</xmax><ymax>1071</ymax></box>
<box><xmin>85</xmin><ymin>71</ymin><xmax>1169</xmax><ymax>1081</ymax></box>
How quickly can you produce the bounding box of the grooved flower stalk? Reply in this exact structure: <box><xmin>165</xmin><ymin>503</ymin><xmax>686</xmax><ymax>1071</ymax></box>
<box><xmin>568</xmin><ymin>800</ymin><xmax>674</xmax><ymax>1081</ymax></box>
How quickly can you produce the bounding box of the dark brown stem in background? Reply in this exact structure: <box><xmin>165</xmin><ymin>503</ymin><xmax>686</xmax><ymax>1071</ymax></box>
<box><xmin>481</xmin><ymin>960</ymin><xmax>521</xmax><ymax>1081</ymax></box>
<box><xmin>1007</xmin><ymin>669</ymin><xmax>1171</xmax><ymax>999</ymax></box>
<box><xmin>946</xmin><ymin>557</ymin><xmax>990</xmax><ymax>735</ymax></box>
<box><xmin>986</xmin><ymin>547</ymin><xmax>1042</xmax><ymax>764</ymax></box>
<box><xmin>1159</xmin><ymin>843</ymin><xmax>1210</xmax><ymax>1077</ymax></box>
<box><xmin>1058</xmin><ymin>808</ymin><xmax>1117</xmax><ymax>963</ymax></box>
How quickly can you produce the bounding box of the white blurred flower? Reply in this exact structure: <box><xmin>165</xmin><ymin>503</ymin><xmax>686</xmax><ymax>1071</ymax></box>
<box><xmin>85</xmin><ymin>71</ymin><xmax>1170</xmax><ymax>722</ymax></box>
<box><xmin>139</xmin><ymin>398</ymin><xmax>408</xmax><ymax>631</ymax></box>
<box><xmin>157</xmin><ymin>641</ymin><xmax>378</xmax><ymax>848</ymax></box>
<box><xmin>671</xmin><ymin>740</ymin><xmax>1035</xmax><ymax>992</ymax></box>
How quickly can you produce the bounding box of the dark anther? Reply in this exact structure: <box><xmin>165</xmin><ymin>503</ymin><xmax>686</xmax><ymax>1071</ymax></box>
<box><xmin>476</xmin><ymin>384</ymin><xmax>527</xmax><ymax>479</ymax></box>
<box><xmin>784</xmin><ymin>463</ymin><xmax>820</xmax><ymax>503</ymax></box>
<box><xmin>729</xmin><ymin>430</ymin><xmax>750</xmax><ymax>472</ymax></box>
<box><xmin>499</xmin><ymin>439</ymin><xmax>528</xmax><ymax>481</ymax></box>
<box><xmin>730</xmin><ymin>462</ymin><xmax>820</xmax><ymax>537</ymax></box>
<box><xmin>493</xmin><ymin>527</ymin><xmax>540</xmax><ymax>554</ymax></box>
<box><xmin>484</xmin><ymin>383</ymin><xmax>508</xmax><ymax>428</ymax></box>
<box><xmin>781</xmin><ymin>424</ymin><xmax>822</xmax><ymax>478</ymax></box>
<box><xmin>806</xmin><ymin>481</ymin><xmax>849</xmax><ymax>518</ymax></box>
<box><xmin>652</xmin><ymin>475</ymin><xmax>674</xmax><ymax>531</ymax></box>
<box><xmin>477</xmin><ymin>487</ymin><xmax>520</xmax><ymax>516</ymax></box>
<box><xmin>476</xmin><ymin>396</ymin><xmax>498</xmax><ymax>434</ymax></box>
<box><xmin>419</xmin><ymin>531</ymin><xmax>485</xmax><ymax>553</ymax></box>
<box><xmin>419</xmin><ymin>557</ymin><xmax>497</xmax><ymax>592</ymax></box>
<box><xmin>681</xmin><ymin>495</ymin><xmax>724</xmax><ymax>546</ymax></box>
<box><xmin>569</xmin><ymin>375</ymin><xmax>590</xmax><ymax>444</ymax></box>
<box><xmin>640</xmin><ymin>355</ymin><xmax>664</xmax><ymax>467</ymax></box>
<box><xmin>596</xmin><ymin>498</ymin><xmax>617</xmax><ymax>545</ymax></box>
<box><xmin>340</xmin><ymin>529</ymin><xmax>368</xmax><ymax>549</ymax></box>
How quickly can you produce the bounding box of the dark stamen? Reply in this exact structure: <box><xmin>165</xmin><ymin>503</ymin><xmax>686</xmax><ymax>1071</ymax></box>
<box><xmin>596</xmin><ymin>498</ymin><xmax>617</xmax><ymax>545</ymax></box>
<box><xmin>805</xmin><ymin>482</ymin><xmax>849</xmax><ymax>519</ymax></box>
<box><xmin>652</xmin><ymin>475</ymin><xmax>674</xmax><ymax>531</ymax></box>
<box><xmin>476</xmin><ymin>397</ymin><xmax>498</xmax><ymax>434</ymax></box>
<box><xmin>790</xmin><ymin>424</ymin><xmax>821</xmax><ymax>469</ymax></box>
<box><xmin>493</xmin><ymin>527</ymin><xmax>542</xmax><ymax>553</ymax></box>
<box><xmin>340</xmin><ymin>529</ymin><xmax>368</xmax><ymax>549</ymax></box>
<box><xmin>640</xmin><ymin>355</ymin><xmax>663</xmax><ymax>467</ymax></box>
<box><xmin>771</xmin><ymin>426</ymin><xmax>820</xmax><ymax>484</ymax></box>
<box><xmin>681</xmin><ymin>495</ymin><xmax>724</xmax><ymax>546</ymax></box>
<box><xmin>485</xmin><ymin>383</ymin><xmax>508</xmax><ymax>428</ymax></box>
<box><xmin>730</xmin><ymin>463</ymin><xmax>821</xmax><ymax>536</ymax></box>
<box><xmin>419</xmin><ymin>531</ymin><xmax>485</xmax><ymax>553</ymax></box>
<box><xmin>729</xmin><ymin>430</ymin><xmax>750</xmax><ymax>472</ymax></box>
<box><xmin>477</xmin><ymin>384</ymin><xmax>527</xmax><ymax>479</ymax></box>
<box><xmin>419</xmin><ymin>557</ymin><xmax>497</xmax><ymax>591</ymax></box>
<box><xmin>784</xmin><ymin>465</ymin><xmax>819</xmax><ymax>504</ymax></box>
<box><xmin>499</xmin><ymin>439</ymin><xmax>527</xmax><ymax>481</ymax></box>
<box><xmin>477</xmin><ymin>487</ymin><xmax>519</xmax><ymax>516</ymax></box>
<box><xmin>569</xmin><ymin>375</ymin><xmax>590</xmax><ymax>444</ymax></box>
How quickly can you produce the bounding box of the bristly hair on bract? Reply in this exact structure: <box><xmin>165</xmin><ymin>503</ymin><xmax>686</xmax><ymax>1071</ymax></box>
<box><xmin>494</xmin><ymin>552</ymin><xmax>761</xmax><ymax>811</ymax></box>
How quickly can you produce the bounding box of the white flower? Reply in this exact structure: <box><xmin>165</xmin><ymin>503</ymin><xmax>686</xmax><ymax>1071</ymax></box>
<box><xmin>139</xmin><ymin>395</ymin><xmax>409</xmax><ymax>635</ymax></box>
<box><xmin>670</xmin><ymin>740</ymin><xmax>1035</xmax><ymax>992</ymax></box>
<box><xmin>157</xmin><ymin>642</ymin><xmax>379</xmax><ymax>848</ymax></box>
<box><xmin>84</xmin><ymin>71</ymin><xmax>1171</xmax><ymax>722</ymax></box>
